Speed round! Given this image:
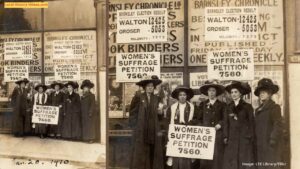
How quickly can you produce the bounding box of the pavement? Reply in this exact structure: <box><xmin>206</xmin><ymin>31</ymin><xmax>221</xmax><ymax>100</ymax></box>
<box><xmin>0</xmin><ymin>134</ymin><xmax>106</xmax><ymax>169</ymax></box>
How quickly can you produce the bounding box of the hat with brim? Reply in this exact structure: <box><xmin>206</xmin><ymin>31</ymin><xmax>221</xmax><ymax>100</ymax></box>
<box><xmin>15</xmin><ymin>78</ymin><xmax>29</xmax><ymax>85</ymax></box>
<box><xmin>171</xmin><ymin>86</ymin><xmax>194</xmax><ymax>100</ymax></box>
<box><xmin>225</xmin><ymin>81</ymin><xmax>251</xmax><ymax>95</ymax></box>
<box><xmin>200</xmin><ymin>79</ymin><xmax>225</xmax><ymax>96</ymax></box>
<box><xmin>34</xmin><ymin>84</ymin><xmax>48</xmax><ymax>92</ymax></box>
<box><xmin>65</xmin><ymin>81</ymin><xmax>79</xmax><ymax>89</ymax></box>
<box><xmin>50</xmin><ymin>81</ymin><xmax>64</xmax><ymax>89</ymax></box>
<box><xmin>136</xmin><ymin>75</ymin><xmax>162</xmax><ymax>87</ymax></box>
<box><xmin>254</xmin><ymin>78</ymin><xmax>279</xmax><ymax>96</ymax></box>
<box><xmin>81</xmin><ymin>79</ymin><xmax>95</xmax><ymax>89</ymax></box>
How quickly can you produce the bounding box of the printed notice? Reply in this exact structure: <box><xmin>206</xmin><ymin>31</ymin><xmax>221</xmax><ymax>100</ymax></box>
<box><xmin>32</xmin><ymin>105</ymin><xmax>59</xmax><ymax>125</ymax></box>
<box><xmin>117</xmin><ymin>8</ymin><xmax>168</xmax><ymax>43</ymax></box>
<box><xmin>54</xmin><ymin>64</ymin><xmax>81</xmax><ymax>81</ymax></box>
<box><xmin>4</xmin><ymin>41</ymin><xmax>33</xmax><ymax>60</ymax></box>
<box><xmin>166</xmin><ymin>124</ymin><xmax>216</xmax><ymax>160</ymax></box>
<box><xmin>52</xmin><ymin>40</ymin><xmax>84</xmax><ymax>60</ymax></box>
<box><xmin>116</xmin><ymin>52</ymin><xmax>160</xmax><ymax>82</ymax></box>
<box><xmin>205</xmin><ymin>7</ymin><xmax>258</xmax><ymax>41</ymax></box>
<box><xmin>190</xmin><ymin>72</ymin><xmax>208</xmax><ymax>89</ymax></box>
<box><xmin>207</xmin><ymin>49</ymin><xmax>254</xmax><ymax>80</ymax></box>
<box><xmin>4</xmin><ymin>65</ymin><xmax>29</xmax><ymax>82</ymax></box>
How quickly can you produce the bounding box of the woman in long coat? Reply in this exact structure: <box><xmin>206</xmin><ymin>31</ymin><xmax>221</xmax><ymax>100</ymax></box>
<box><xmin>165</xmin><ymin>86</ymin><xmax>195</xmax><ymax>169</ymax></box>
<box><xmin>254</xmin><ymin>78</ymin><xmax>283</xmax><ymax>169</ymax></box>
<box><xmin>11</xmin><ymin>78</ymin><xmax>30</xmax><ymax>137</ymax></box>
<box><xmin>48</xmin><ymin>81</ymin><xmax>65</xmax><ymax>138</ymax></box>
<box><xmin>129</xmin><ymin>75</ymin><xmax>165</xmax><ymax>169</ymax></box>
<box><xmin>223</xmin><ymin>81</ymin><xmax>256</xmax><ymax>169</ymax></box>
<box><xmin>33</xmin><ymin>84</ymin><xmax>49</xmax><ymax>138</ymax></box>
<box><xmin>62</xmin><ymin>81</ymin><xmax>81</xmax><ymax>140</ymax></box>
<box><xmin>80</xmin><ymin>80</ymin><xmax>96</xmax><ymax>143</ymax></box>
<box><xmin>198</xmin><ymin>80</ymin><xmax>226</xmax><ymax>169</ymax></box>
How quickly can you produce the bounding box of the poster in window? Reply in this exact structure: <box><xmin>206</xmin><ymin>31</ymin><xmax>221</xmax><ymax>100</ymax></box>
<box><xmin>188</xmin><ymin>1</ymin><xmax>284</xmax><ymax>66</ymax></box>
<box><xmin>109</xmin><ymin>0</ymin><xmax>184</xmax><ymax>67</ymax></box>
<box><xmin>0</xmin><ymin>33</ymin><xmax>42</xmax><ymax>74</ymax></box>
<box><xmin>44</xmin><ymin>31</ymin><xmax>97</xmax><ymax>73</ymax></box>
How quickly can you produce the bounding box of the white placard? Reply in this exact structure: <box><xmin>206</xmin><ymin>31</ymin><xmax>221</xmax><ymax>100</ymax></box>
<box><xmin>54</xmin><ymin>64</ymin><xmax>81</xmax><ymax>81</ymax></box>
<box><xmin>207</xmin><ymin>49</ymin><xmax>254</xmax><ymax>80</ymax></box>
<box><xmin>117</xmin><ymin>8</ymin><xmax>168</xmax><ymax>43</ymax></box>
<box><xmin>32</xmin><ymin>105</ymin><xmax>59</xmax><ymax>125</ymax></box>
<box><xmin>116</xmin><ymin>52</ymin><xmax>160</xmax><ymax>82</ymax></box>
<box><xmin>190</xmin><ymin>72</ymin><xmax>208</xmax><ymax>89</ymax></box>
<box><xmin>52</xmin><ymin>40</ymin><xmax>83</xmax><ymax>60</ymax></box>
<box><xmin>205</xmin><ymin>7</ymin><xmax>258</xmax><ymax>41</ymax></box>
<box><xmin>4</xmin><ymin>41</ymin><xmax>33</xmax><ymax>60</ymax></box>
<box><xmin>166</xmin><ymin>124</ymin><xmax>216</xmax><ymax>160</ymax></box>
<box><xmin>4</xmin><ymin>65</ymin><xmax>29</xmax><ymax>82</ymax></box>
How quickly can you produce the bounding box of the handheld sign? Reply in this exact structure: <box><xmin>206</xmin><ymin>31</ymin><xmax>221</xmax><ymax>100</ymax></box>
<box><xmin>166</xmin><ymin>124</ymin><xmax>216</xmax><ymax>160</ymax></box>
<box><xmin>32</xmin><ymin>105</ymin><xmax>59</xmax><ymax>125</ymax></box>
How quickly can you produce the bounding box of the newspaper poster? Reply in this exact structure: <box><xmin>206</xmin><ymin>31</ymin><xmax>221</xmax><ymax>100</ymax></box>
<box><xmin>4</xmin><ymin>65</ymin><xmax>29</xmax><ymax>82</ymax></box>
<box><xmin>54</xmin><ymin>64</ymin><xmax>81</xmax><ymax>81</ymax></box>
<box><xmin>109</xmin><ymin>0</ymin><xmax>184</xmax><ymax>67</ymax></box>
<box><xmin>167</xmin><ymin>124</ymin><xmax>216</xmax><ymax>160</ymax></box>
<box><xmin>4</xmin><ymin>41</ymin><xmax>33</xmax><ymax>60</ymax></box>
<box><xmin>0</xmin><ymin>33</ymin><xmax>42</xmax><ymax>73</ymax></box>
<box><xmin>189</xmin><ymin>1</ymin><xmax>284</xmax><ymax>66</ymax></box>
<box><xmin>207</xmin><ymin>49</ymin><xmax>254</xmax><ymax>80</ymax></box>
<box><xmin>190</xmin><ymin>72</ymin><xmax>208</xmax><ymax>89</ymax></box>
<box><xmin>117</xmin><ymin>8</ymin><xmax>168</xmax><ymax>43</ymax></box>
<box><xmin>116</xmin><ymin>52</ymin><xmax>160</xmax><ymax>82</ymax></box>
<box><xmin>32</xmin><ymin>105</ymin><xmax>59</xmax><ymax>125</ymax></box>
<box><xmin>205</xmin><ymin>7</ymin><xmax>258</xmax><ymax>41</ymax></box>
<box><xmin>44</xmin><ymin>31</ymin><xmax>97</xmax><ymax>73</ymax></box>
<box><xmin>52</xmin><ymin>40</ymin><xmax>83</xmax><ymax>60</ymax></box>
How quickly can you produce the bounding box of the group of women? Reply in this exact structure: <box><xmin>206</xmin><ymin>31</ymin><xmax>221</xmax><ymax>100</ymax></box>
<box><xmin>11</xmin><ymin>78</ymin><xmax>97</xmax><ymax>143</ymax></box>
<box><xmin>129</xmin><ymin>75</ymin><xmax>284</xmax><ymax>169</ymax></box>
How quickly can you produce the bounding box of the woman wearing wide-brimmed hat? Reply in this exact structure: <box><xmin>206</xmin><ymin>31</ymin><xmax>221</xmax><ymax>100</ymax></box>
<box><xmin>197</xmin><ymin>79</ymin><xmax>226</xmax><ymax>169</ymax></box>
<box><xmin>62</xmin><ymin>81</ymin><xmax>81</xmax><ymax>140</ymax></box>
<box><xmin>129</xmin><ymin>75</ymin><xmax>165</xmax><ymax>169</ymax></box>
<box><xmin>11</xmin><ymin>78</ymin><xmax>30</xmax><ymax>137</ymax></box>
<box><xmin>33</xmin><ymin>83</ymin><xmax>49</xmax><ymax>139</ymax></box>
<box><xmin>254</xmin><ymin>78</ymin><xmax>283</xmax><ymax>169</ymax></box>
<box><xmin>165</xmin><ymin>85</ymin><xmax>196</xmax><ymax>169</ymax></box>
<box><xmin>80</xmin><ymin>79</ymin><xmax>96</xmax><ymax>143</ymax></box>
<box><xmin>48</xmin><ymin>81</ymin><xmax>65</xmax><ymax>138</ymax></box>
<box><xmin>223</xmin><ymin>81</ymin><xmax>256</xmax><ymax>169</ymax></box>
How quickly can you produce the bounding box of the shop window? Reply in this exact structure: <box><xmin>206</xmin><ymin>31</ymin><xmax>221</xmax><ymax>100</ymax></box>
<box><xmin>44</xmin><ymin>0</ymin><xmax>96</xmax><ymax>30</ymax></box>
<box><xmin>0</xmin><ymin>5</ymin><xmax>42</xmax><ymax>32</ymax></box>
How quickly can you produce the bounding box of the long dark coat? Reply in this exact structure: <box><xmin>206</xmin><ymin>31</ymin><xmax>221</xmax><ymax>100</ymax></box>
<box><xmin>223</xmin><ymin>99</ymin><xmax>256</xmax><ymax>169</ymax></box>
<box><xmin>11</xmin><ymin>87</ymin><xmax>30</xmax><ymax>136</ymax></box>
<box><xmin>255</xmin><ymin>100</ymin><xmax>283</xmax><ymax>169</ymax></box>
<box><xmin>129</xmin><ymin>92</ymin><xmax>165</xmax><ymax>169</ymax></box>
<box><xmin>81</xmin><ymin>92</ymin><xmax>96</xmax><ymax>141</ymax></box>
<box><xmin>49</xmin><ymin>91</ymin><xmax>64</xmax><ymax>135</ymax></box>
<box><xmin>197</xmin><ymin>99</ymin><xmax>226</xmax><ymax>169</ymax></box>
<box><xmin>33</xmin><ymin>92</ymin><xmax>49</xmax><ymax>135</ymax></box>
<box><xmin>166</xmin><ymin>102</ymin><xmax>195</xmax><ymax>169</ymax></box>
<box><xmin>62</xmin><ymin>92</ymin><xmax>81</xmax><ymax>140</ymax></box>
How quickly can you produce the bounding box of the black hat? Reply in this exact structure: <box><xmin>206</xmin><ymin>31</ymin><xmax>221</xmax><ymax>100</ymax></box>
<box><xmin>34</xmin><ymin>84</ymin><xmax>48</xmax><ymax>92</ymax></box>
<box><xmin>171</xmin><ymin>85</ymin><xmax>194</xmax><ymax>100</ymax></box>
<box><xmin>15</xmin><ymin>78</ymin><xmax>29</xmax><ymax>85</ymax></box>
<box><xmin>65</xmin><ymin>81</ymin><xmax>79</xmax><ymax>89</ymax></box>
<box><xmin>225</xmin><ymin>81</ymin><xmax>251</xmax><ymax>95</ymax></box>
<box><xmin>254</xmin><ymin>78</ymin><xmax>279</xmax><ymax>96</ymax></box>
<box><xmin>199</xmin><ymin>79</ymin><xmax>225</xmax><ymax>96</ymax></box>
<box><xmin>50</xmin><ymin>81</ymin><xmax>64</xmax><ymax>89</ymax></box>
<box><xmin>81</xmin><ymin>79</ymin><xmax>94</xmax><ymax>89</ymax></box>
<box><xmin>136</xmin><ymin>75</ymin><xmax>162</xmax><ymax>87</ymax></box>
